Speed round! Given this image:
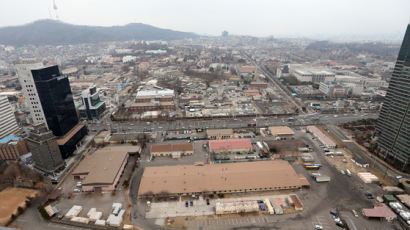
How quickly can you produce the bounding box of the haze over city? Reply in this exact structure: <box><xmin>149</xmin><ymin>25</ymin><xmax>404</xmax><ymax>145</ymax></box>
<box><xmin>1</xmin><ymin>0</ymin><xmax>409</xmax><ymax>39</ymax></box>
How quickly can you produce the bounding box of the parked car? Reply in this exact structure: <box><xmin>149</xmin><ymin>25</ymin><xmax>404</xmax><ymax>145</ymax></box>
<box><xmin>314</xmin><ymin>225</ymin><xmax>323</xmax><ymax>230</ymax></box>
<box><xmin>206</xmin><ymin>199</ymin><xmax>210</xmax><ymax>205</ymax></box>
<box><xmin>190</xmin><ymin>200</ymin><xmax>193</xmax><ymax>206</ymax></box>
<box><xmin>352</xmin><ymin>209</ymin><xmax>358</xmax><ymax>217</ymax></box>
<box><xmin>335</xmin><ymin>221</ymin><xmax>344</xmax><ymax>228</ymax></box>
<box><xmin>366</xmin><ymin>193</ymin><xmax>374</xmax><ymax>199</ymax></box>
<box><xmin>330</xmin><ymin>210</ymin><xmax>338</xmax><ymax>217</ymax></box>
<box><xmin>185</xmin><ymin>201</ymin><xmax>189</xmax><ymax>207</ymax></box>
<box><xmin>73</xmin><ymin>188</ymin><xmax>81</xmax><ymax>193</ymax></box>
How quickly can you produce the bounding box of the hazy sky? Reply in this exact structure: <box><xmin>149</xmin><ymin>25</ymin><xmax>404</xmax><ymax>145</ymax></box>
<box><xmin>1</xmin><ymin>0</ymin><xmax>409</xmax><ymax>38</ymax></box>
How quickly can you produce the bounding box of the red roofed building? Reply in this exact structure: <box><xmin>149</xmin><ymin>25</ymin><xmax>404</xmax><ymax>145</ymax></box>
<box><xmin>209</xmin><ymin>138</ymin><xmax>252</xmax><ymax>153</ymax></box>
<box><xmin>238</xmin><ymin>66</ymin><xmax>256</xmax><ymax>73</ymax></box>
<box><xmin>362</xmin><ymin>203</ymin><xmax>397</xmax><ymax>222</ymax></box>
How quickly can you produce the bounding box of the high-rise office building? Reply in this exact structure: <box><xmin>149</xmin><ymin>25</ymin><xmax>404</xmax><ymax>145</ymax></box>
<box><xmin>0</xmin><ymin>96</ymin><xmax>19</xmax><ymax>139</ymax></box>
<box><xmin>17</xmin><ymin>64</ymin><xmax>87</xmax><ymax>158</ymax></box>
<box><xmin>376</xmin><ymin>24</ymin><xmax>410</xmax><ymax>172</ymax></box>
<box><xmin>16</xmin><ymin>63</ymin><xmax>47</xmax><ymax>125</ymax></box>
<box><xmin>79</xmin><ymin>85</ymin><xmax>106</xmax><ymax>120</ymax></box>
<box><xmin>26</xmin><ymin>124</ymin><xmax>64</xmax><ymax>173</ymax></box>
<box><xmin>31</xmin><ymin>65</ymin><xmax>79</xmax><ymax>136</ymax></box>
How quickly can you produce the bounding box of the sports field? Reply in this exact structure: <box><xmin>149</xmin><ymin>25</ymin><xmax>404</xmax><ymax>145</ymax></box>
<box><xmin>0</xmin><ymin>187</ymin><xmax>38</xmax><ymax>226</ymax></box>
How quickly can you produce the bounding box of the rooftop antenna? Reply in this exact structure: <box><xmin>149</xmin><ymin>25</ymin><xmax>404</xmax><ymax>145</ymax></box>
<box><xmin>53</xmin><ymin>0</ymin><xmax>59</xmax><ymax>20</ymax></box>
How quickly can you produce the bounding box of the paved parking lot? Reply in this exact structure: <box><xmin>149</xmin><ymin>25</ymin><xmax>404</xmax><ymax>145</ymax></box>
<box><xmin>146</xmin><ymin>194</ymin><xmax>291</xmax><ymax>219</ymax></box>
<box><xmin>187</xmin><ymin>215</ymin><xmax>273</xmax><ymax>229</ymax></box>
<box><xmin>49</xmin><ymin>152</ymin><xmax>137</xmax><ymax>223</ymax></box>
<box><xmin>311</xmin><ymin>214</ymin><xmax>334</xmax><ymax>229</ymax></box>
<box><xmin>146</xmin><ymin>197</ymin><xmax>214</xmax><ymax>218</ymax></box>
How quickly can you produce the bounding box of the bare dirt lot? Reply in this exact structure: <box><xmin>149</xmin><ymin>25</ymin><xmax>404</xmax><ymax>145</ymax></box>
<box><xmin>0</xmin><ymin>187</ymin><xmax>38</xmax><ymax>225</ymax></box>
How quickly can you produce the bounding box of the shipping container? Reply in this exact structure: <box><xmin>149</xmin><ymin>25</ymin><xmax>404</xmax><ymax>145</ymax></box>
<box><xmin>298</xmin><ymin>147</ymin><xmax>309</xmax><ymax>152</ymax></box>
<box><xmin>264</xmin><ymin>199</ymin><xmax>274</xmax><ymax>214</ymax></box>
<box><xmin>270</xmin><ymin>199</ymin><xmax>283</xmax><ymax>215</ymax></box>
<box><xmin>315</xmin><ymin>176</ymin><xmax>331</xmax><ymax>182</ymax></box>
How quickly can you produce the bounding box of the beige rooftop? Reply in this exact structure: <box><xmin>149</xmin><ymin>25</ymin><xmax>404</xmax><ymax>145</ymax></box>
<box><xmin>72</xmin><ymin>145</ymin><xmax>136</xmax><ymax>185</ymax></box>
<box><xmin>268</xmin><ymin>126</ymin><xmax>295</xmax><ymax>136</ymax></box>
<box><xmin>138</xmin><ymin>160</ymin><xmax>303</xmax><ymax>196</ymax></box>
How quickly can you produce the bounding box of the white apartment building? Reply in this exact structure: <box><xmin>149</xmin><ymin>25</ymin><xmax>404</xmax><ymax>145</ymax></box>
<box><xmin>0</xmin><ymin>96</ymin><xmax>19</xmax><ymax>139</ymax></box>
<box><xmin>290</xmin><ymin>65</ymin><xmax>335</xmax><ymax>83</ymax></box>
<box><xmin>122</xmin><ymin>55</ymin><xmax>137</xmax><ymax>63</ymax></box>
<box><xmin>16</xmin><ymin>63</ymin><xmax>47</xmax><ymax>126</ymax></box>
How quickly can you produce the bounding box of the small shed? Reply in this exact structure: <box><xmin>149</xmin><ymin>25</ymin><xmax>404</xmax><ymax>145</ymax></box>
<box><xmin>362</xmin><ymin>203</ymin><xmax>397</xmax><ymax>222</ymax></box>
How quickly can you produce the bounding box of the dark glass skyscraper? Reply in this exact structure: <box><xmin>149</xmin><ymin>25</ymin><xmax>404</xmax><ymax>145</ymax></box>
<box><xmin>376</xmin><ymin>24</ymin><xmax>410</xmax><ymax>172</ymax></box>
<box><xmin>31</xmin><ymin>65</ymin><xmax>79</xmax><ymax>137</ymax></box>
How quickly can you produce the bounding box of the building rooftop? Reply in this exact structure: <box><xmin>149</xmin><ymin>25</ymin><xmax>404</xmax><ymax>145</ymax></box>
<box><xmin>95</xmin><ymin>131</ymin><xmax>111</xmax><ymax>138</ymax></box>
<box><xmin>136</xmin><ymin>89</ymin><xmax>174</xmax><ymax>97</ymax></box>
<box><xmin>138</xmin><ymin>160</ymin><xmax>305</xmax><ymax>196</ymax></box>
<box><xmin>56</xmin><ymin>124</ymin><xmax>84</xmax><ymax>145</ymax></box>
<box><xmin>208</xmin><ymin>138</ymin><xmax>252</xmax><ymax>151</ymax></box>
<box><xmin>362</xmin><ymin>203</ymin><xmax>396</xmax><ymax>219</ymax></box>
<box><xmin>268</xmin><ymin>126</ymin><xmax>295</xmax><ymax>136</ymax></box>
<box><xmin>396</xmin><ymin>194</ymin><xmax>410</xmax><ymax>208</ymax></box>
<box><xmin>127</xmin><ymin>101</ymin><xmax>174</xmax><ymax>107</ymax></box>
<box><xmin>151</xmin><ymin>143</ymin><xmax>193</xmax><ymax>153</ymax></box>
<box><xmin>206</xmin><ymin>129</ymin><xmax>234</xmax><ymax>137</ymax></box>
<box><xmin>72</xmin><ymin>145</ymin><xmax>134</xmax><ymax>185</ymax></box>
<box><xmin>0</xmin><ymin>135</ymin><xmax>20</xmax><ymax>144</ymax></box>
<box><xmin>239</xmin><ymin>66</ymin><xmax>256</xmax><ymax>73</ymax></box>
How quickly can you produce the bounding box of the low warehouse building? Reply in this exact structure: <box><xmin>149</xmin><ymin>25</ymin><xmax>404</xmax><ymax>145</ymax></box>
<box><xmin>72</xmin><ymin>145</ymin><xmax>138</xmax><ymax>192</ymax></box>
<box><xmin>362</xmin><ymin>203</ymin><xmax>396</xmax><ymax>222</ymax></box>
<box><xmin>138</xmin><ymin>160</ymin><xmax>308</xmax><ymax>199</ymax></box>
<box><xmin>206</xmin><ymin>129</ymin><xmax>234</xmax><ymax>140</ymax></box>
<box><xmin>150</xmin><ymin>143</ymin><xmax>193</xmax><ymax>158</ymax></box>
<box><xmin>268</xmin><ymin>126</ymin><xmax>295</xmax><ymax>140</ymax></box>
<box><xmin>208</xmin><ymin>138</ymin><xmax>252</xmax><ymax>153</ymax></box>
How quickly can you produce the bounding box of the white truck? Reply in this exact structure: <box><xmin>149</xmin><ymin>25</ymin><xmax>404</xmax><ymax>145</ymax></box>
<box><xmin>315</xmin><ymin>176</ymin><xmax>331</xmax><ymax>182</ymax></box>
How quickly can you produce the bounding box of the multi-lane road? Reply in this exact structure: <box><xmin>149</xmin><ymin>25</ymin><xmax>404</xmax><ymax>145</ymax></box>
<box><xmin>87</xmin><ymin>112</ymin><xmax>378</xmax><ymax>133</ymax></box>
<box><xmin>242</xmin><ymin>51</ymin><xmax>304</xmax><ymax>113</ymax></box>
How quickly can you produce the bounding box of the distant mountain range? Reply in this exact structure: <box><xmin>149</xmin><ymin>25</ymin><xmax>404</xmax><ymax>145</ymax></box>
<box><xmin>0</xmin><ymin>20</ymin><xmax>198</xmax><ymax>46</ymax></box>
